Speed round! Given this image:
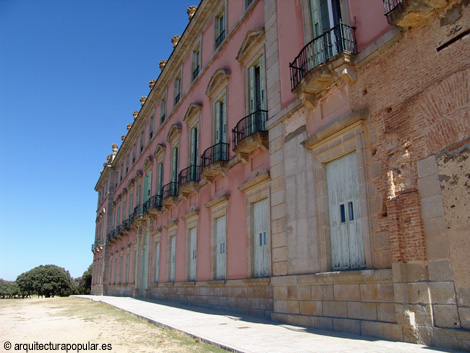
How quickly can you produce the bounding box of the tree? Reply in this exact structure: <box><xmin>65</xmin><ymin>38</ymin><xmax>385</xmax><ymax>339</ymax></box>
<box><xmin>78</xmin><ymin>265</ymin><xmax>92</xmax><ymax>294</ymax></box>
<box><xmin>16</xmin><ymin>265</ymin><xmax>72</xmax><ymax>298</ymax></box>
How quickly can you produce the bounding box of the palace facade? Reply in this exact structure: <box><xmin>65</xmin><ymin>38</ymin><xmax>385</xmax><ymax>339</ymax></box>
<box><xmin>92</xmin><ymin>0</ymin><xmax>470</xmax><ymax>350</ymax></box>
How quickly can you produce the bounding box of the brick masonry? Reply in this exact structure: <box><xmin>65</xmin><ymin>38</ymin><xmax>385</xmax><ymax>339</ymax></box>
<box><xmin>266</xmin><ymin>2</ymin><xmax>470</xmax><ymax>351</ymax></box>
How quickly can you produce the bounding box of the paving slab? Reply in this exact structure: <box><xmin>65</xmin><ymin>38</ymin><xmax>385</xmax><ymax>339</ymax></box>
<box><xmin>75</xmin><ymin>295</ymin><xmax>461</xmax><ymax>353</ymax></box>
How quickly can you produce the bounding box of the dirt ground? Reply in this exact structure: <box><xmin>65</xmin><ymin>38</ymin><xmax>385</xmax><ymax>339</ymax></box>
<box><xmin>0</xmin><ymin>297</ymin><xmax>228</xmax><ymax>353</ymax></box>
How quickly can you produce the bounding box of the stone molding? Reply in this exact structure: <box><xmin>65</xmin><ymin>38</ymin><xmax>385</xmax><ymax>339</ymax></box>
<box><xmin>236</xmin><ymin>28</ymin><xmax>265</xmax><ymax>63</ymax></box>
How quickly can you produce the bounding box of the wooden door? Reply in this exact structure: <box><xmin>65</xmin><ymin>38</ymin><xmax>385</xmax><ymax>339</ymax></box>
<box><xmin>253</xmin><ymin>198</ymin><xmax>270</xmax><ymax>277</ymax></box>
<box><xmin>170</xmin><ymin>236</ymin><xmax>176</xmax><ymax>282</ymax></box>
<box><xmin>155</xmin><ymin>242</ymin><xmax>160</xmax><ymax>283</ymax></box>
<box><xmin>189</xmin><ymin>228</ymin><xmax>197</xmax><ymax>281</ymax></box>
<box><xmin>326</xmin><ymin>152</ymin><xmax>365</xmax><ymax>270</ymax></box>
<box><xmin>216</xmin><ymin>216</ymin><xmax>226</xmax><ymax>280</ymax></box>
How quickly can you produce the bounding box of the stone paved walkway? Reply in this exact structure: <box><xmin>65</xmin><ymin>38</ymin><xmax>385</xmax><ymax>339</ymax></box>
<box><xmin>75</xmin><ymin>295</ymin><xmax>461</xmax><ymax>353</ymax></box>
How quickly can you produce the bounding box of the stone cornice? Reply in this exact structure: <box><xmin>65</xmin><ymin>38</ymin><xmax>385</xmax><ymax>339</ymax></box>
<box><xmin>97</xmin><ymin>0</ymin><xmax>262</xmax><ymax>186</ymax></box>
<box><xmin>205</xmin><ymin>193</ymin><xmax>230</xmax><ymax>209</ymax></box>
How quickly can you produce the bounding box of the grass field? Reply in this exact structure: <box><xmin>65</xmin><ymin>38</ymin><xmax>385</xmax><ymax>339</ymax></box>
<box><xmin>0</xmin><ymin>296</ymin><xmax>229</xmax><ymax>352</ymax></box>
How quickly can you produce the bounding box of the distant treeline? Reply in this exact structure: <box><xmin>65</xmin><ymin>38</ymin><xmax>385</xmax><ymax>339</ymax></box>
<box><xmin>0</xmin><ymin>264</ymin><xmax>91</xmax><ymax>299</ymax></box>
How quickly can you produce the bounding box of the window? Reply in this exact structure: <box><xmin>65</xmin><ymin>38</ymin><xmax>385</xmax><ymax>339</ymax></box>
<box><xmin>171</xmin><ymin>147</ymin><xmax>179</xmax><ymax>195</ymax></box>
<box><xmin>126</xmin><ymin>155</ymin><xmax>129</xmax><ymax>174</ymax></box>
<box><xmin>160</xmin><ymin>97</ymin><xmax>166</xmax><ymax>124</ymax></box>
<box><xmin>190</xmin><ymin>125</ymin><xmax>199</xmax><ymax>168</ymax></box>
<box><xmin>189</xmin><ymin>228</ymin><xmax>197</xmax><ymax>281</ymax></box>
<box><xmin>248</xmin><ymin>56</ymin><xmax>265</xmax><ymax>113</ymax></box>
<box><xmin>215</xmin><ymin>215</ymin><xmax>226</xmax><ymax>280</ymax></box>
<box><xmin>128</xmin><ymin>188</ymin><xmax>134</xmax><ymax>218</ymax></box>
<box><xmin>170</xmin><ymin>236</ymin><xmax>176</xmax><ymax>282</ymax></box>
<box><xmin>143</xmin><ymin>171</ymin><xmax>152</xmax><ymax>206</ymax></box>
<box><xmin>325</xmin><ymin>151</ymin><xmax>365</xmax><ymax>270</ymax></box>
<box><xmin>137</xmin><ymin>185</ymin><xmax>141</xmax><ymax>206</ymax></box>
<box><xmin>215</xmin><ymin>96</ymin><xmax>227</xmax><ymax>144</ymax></box>
<box><xmin>246</xmin><ymin>0</ymin><xmax>254</xmax><ymax>8</ymax></box>
<box><xmin>157</xmin><ymin>163</ymin><xmax>163</xmax><ymax>196</ymax></box>
<box><xmin>132</xmin><ymin>143</ymin><xmax>136</xmax><ymax>164</ymax></box>
<box><xmin>191</xmin><ymin>45</ymin><xmax>201</xmax><ymax>81</ymax></box>
<box><xmin>125</xmin><ymin>250</ymin><xmax>130</xmax><ymax>284</ymax></box>
<box><xmin>253</xmin><ymin>198</ymin><xmax>270</xmax><ymax>277</ymax></box>
<box><xmin>140</xmin><ymin>131</ymin><xmax>144</xmax><ymax>153</ymax></box>
<box><xmin>149</xmin><ymin>117</ymin><xmax>154</xmax><ymax>140</ymax></box>
<box><xmin>155</xmin><ymin>242</ymin><xmax>160</xmax><ymax>282</ymax></box>
<box><xmin>174</xmin><ymin>76</ymin><xmax>181</xmax><ymax>106</ymax></box>
<box><xmin>215</xmin><ymin>10</ymin><xmax>225</xmax><ymax>49</ymax></box>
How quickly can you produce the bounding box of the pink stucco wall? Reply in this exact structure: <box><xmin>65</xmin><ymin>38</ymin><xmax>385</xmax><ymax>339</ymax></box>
<box><xmin>105</xmin><ymin>0</ymin><xmax>269</xmax><ymax>285</ymax></box>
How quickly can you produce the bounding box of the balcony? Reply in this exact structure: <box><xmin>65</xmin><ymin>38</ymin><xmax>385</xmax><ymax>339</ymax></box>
<box><xmin>383</xmin><ymin>0</ymin><xmax>444</xmax><ymax>27</ymax></box>
<box><xmin>232</xmin><ymin>110</ymin><xmax>268</xmax><ymax>163</ymax></box>
<box><xmin>201</xmin><ymin>142</ymin><xmax>229</xmax><ymax>183</ymax></box>
<box><xmin>91</xmin><ymin>240</ymin><xmax>103</xmax><ymax>253</ymax></box>
<box><xmin>143</xmin><ymin>194</ymin><xmax>162</xmax><ymax>215</ymax></box>
<box><xmin>178</xmin><ymin>165</ymin><xmax>200</xmax><ymax>199</ymax></box>
<box><xmin>120</xmin><ymin>219</ymin><xmax>131</xmax><ymax>235</ymax></box>
<box><xmin>106</xmin><ymin>230</ymin><xmax>116</xmax><ymax>244</ymax></box>
<box><xmin>162</xmin><ymin>182</ymin><xmax>179</xmax><ymax>208</ymax></box>
<box><xmin>289</xmin><ymin>22</ymin><xmax>356</xmax><ymax>109</ymax></box>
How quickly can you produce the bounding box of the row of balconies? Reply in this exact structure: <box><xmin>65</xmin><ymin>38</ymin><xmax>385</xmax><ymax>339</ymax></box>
<box><xmin>289</xmin><ymin>1</ymin><xmax>430</xmax><ymax>106</ymax></box>
<box><xmin>99</xmin><ymin>110</ymin><xmax>269</xmax><ymax>248</ymax></box>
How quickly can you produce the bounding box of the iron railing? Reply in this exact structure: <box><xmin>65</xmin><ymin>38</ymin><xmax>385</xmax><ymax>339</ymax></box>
<box><xmin>133</xmin><ymin>204</ymin><xmax>143</xmax><ymax>219</ymax></box>
<box><xmin>121</xmin><ymin>219</ymin><xmax>129</xmax><ymax>231</ymax></box>
<box><xmin>232</xmin><ymin>110</ymin><xmax>268</xmax><ymax>147</ymax></box>
<box><xmin>201</xmin><ymin>142</ymin><xmax>229</xmax><ymax>168</ymax></box>
<box><xmin>215</xmin><ymin>30</ymin><xmax>225</xmax><ymax>48</ymax></box>
<box><xmin>179</xmin><ymin>165</ymin><xmax>201</xmax><ymax>185</ymax></box>
<box><xmin>128</xmin><ymin>212</ymin><xmax>135</xmax><ymax>225</ymax></box>
<box><xmin>115</xmin><ymin>224</ymin><xmax>121</xmax><ymax>235</ymax></box>
<box><xmin>162</xmin><ymin>182</ymin><xmax>179</xmax><ymax>199</ymax></box>
<box><xmin>106</xmin><ymin>230</ymin><xmax>115</xmax><ymax>243</ymax></box>
<box><xmin>91</xmin><ymin>243</ymin><xmax>95</xmax><ymax>252</ymax></box>
<box><xmin>383</xmin><ymin>0</ymin><xmax>403</xmax><ymax>15</ymax></box>
<box><xmin>289</xmin><ymin>22</ymin><xmax>356</xmax><ymax>90</ymax></box>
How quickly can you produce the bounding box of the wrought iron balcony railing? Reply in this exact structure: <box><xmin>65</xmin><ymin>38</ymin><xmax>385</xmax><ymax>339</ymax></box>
<box><xmin>179</xmin><ymin>165</ymin><xmax>201</xmax><ymax>185</ymax></box>
<box><xmin>91</xmin><ymin>243</ymin><xmax>95</xmax><ymax>252</ymax></box>
<box><xmin>162</xmin><ymin>182</ymin><xmax>179</xmax><ymax>199</ymax></box>
<box><xmin>133</xmin><ymin>204</ymin><xmax>143</xmax><ymax>218</ymax></box>
<box><xmin>201</xmin><ymin>142</ymin><xmax>229</xmax><ymax>168</ymax></box>
<box><xmin>142</xmin><ymin>194</ymin><xmax>162</xmax><ymax>213</ymax></box>
<box><xmin>383</xmin><ymin>0</ymin><xmax>403</xmax><ymax>15</ymax></box>
<box><xmin>232</xmin><ymin>110</ymin><xmax>268</xmax><ymax>147</ymax></box>
<box><xmin>128</xmin><ymin>212</ymin><xmax>135</xmax><ymax>225</ymax></box>
<box><xmin>215</xmin><ymin>30</ymin><xmax>225</xmax><ymax>48</ymax></box>
<box><xmin>106</xmin><ymin>229</ymin><xmax>115</xmax><ymax>243</ymax></box>
<box><xmin>289</xmin><ymin>22</ymin><xmax>356</xmax><ymax>90</ymax></box>
<box><xmin>121</xmin><ymin>219</ymin><xmax>129</xmax><ymax>231</ymax></box>
<box><xmin>115</xmin><ymin>224</ymin><xmax>121</xmax><ymax>235</ymax></box>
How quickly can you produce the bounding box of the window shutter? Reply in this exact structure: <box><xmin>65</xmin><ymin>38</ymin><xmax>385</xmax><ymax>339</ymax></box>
<box><xmin>259</xmin><ymin>56</ymin><xmax>265</xmax><ymax>109</ymax></box>
<box><xmin>249</xmin><ymin>65</ymin><xmax>255</xmax><ymax>113</ymax></box>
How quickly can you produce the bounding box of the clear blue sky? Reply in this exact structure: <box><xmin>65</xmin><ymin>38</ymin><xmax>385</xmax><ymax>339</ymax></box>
<box><xmin>0</xmin><ymin>0</ymin><xmax>197</xmax><ymax>281</ymax></box>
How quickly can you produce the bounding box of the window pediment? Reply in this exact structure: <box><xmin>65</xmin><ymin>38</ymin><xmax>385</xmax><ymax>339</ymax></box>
<box><xmin>154</xmin><ymin>143</ymin><xmax>166</xmax><ymax>162</ymax></box>
<box><xmin>184</xmin><ymin>103</ymin><xmax>202</xmax><ymax>128</ymax></box>
<box><xmin>206</xmin><ymin>68</ymin><xmax>230</xmax><ymax>98</ymax></box>
<box><xmin>236</xmin><ymin>28</ymin><xmax>265</xmax><ymax>64</ymax></box>
<box><xmin>167</xmin><ymin>123</ymin><xmax>182</xmax><ymax>146</ymax></box>
<box><xmin>144</xmin><ymin>155</ymin><xmax>153</xmax><ymax>170</ymax></box>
